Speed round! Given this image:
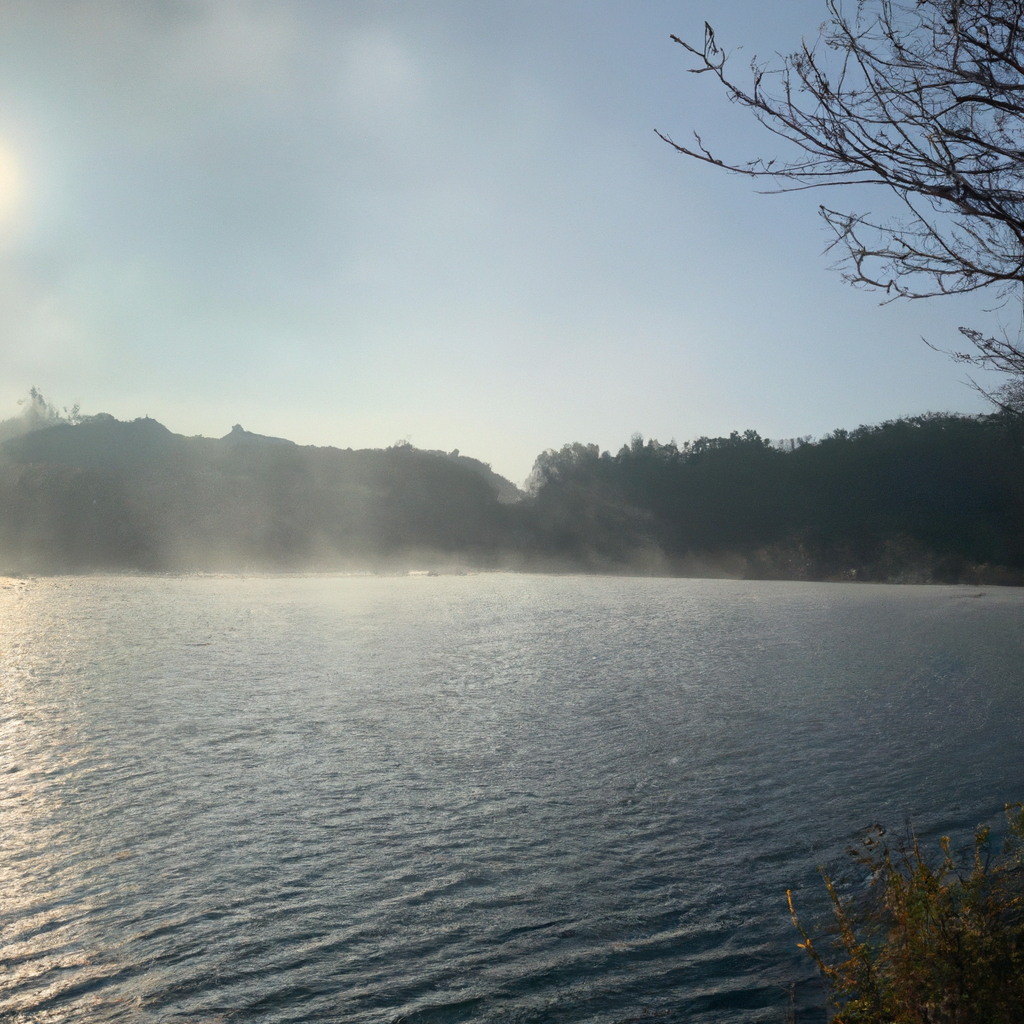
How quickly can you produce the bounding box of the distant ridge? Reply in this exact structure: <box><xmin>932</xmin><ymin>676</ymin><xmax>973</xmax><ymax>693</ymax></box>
<box><xmin>4</xmin><ymin>415</ymin><xmax>523</xmax><ymax>503</ymax></box>
<box><xmin>0</xmin><ymin>413</ymin><xmax>524</xmax><ymax>573</ymax></box>
<box><xmin>3</xmin><ymin>414</ymin><xmax>177</xmax><ymax>473</ymax></box>
<box><xmin>220</xmin><ymin>423</ymin><xmax>295</xmax><ymax>447</ymax></box>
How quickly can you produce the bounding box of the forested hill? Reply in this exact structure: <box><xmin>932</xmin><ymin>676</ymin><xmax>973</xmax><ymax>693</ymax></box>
<box><xmin>0</xmin><ymin>415</ymin><xmax>523</xmax><ymax>572</ymax></box>
<box><xmin>526</xmin><ymin>415</ymin><xmax>1024</xmax><ymax>583</ymax></box>
<box><xmin>1</xmin><ymin>411</ymin><xmax>1022</xmax><ymax>582</ymax></box>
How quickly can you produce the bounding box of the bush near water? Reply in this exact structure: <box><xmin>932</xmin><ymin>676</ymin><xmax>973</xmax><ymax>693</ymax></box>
<box><xmin>790</xmin><ymin>804</ymin><xmax>1024</xmax><ymax>1024</ymax></box>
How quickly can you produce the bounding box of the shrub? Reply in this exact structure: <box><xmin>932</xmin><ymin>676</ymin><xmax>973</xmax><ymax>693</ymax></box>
<box><xmin>789</xmin><ymin>803</ymin><xmax>1024</xmax><ymax>1023</ymax></box>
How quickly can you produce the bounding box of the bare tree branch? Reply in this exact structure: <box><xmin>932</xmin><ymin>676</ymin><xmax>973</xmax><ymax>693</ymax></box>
<box><xmin>664</xmin><ymin>1</ymin><xmax>1024</xmax><ymax>404</ymax></box>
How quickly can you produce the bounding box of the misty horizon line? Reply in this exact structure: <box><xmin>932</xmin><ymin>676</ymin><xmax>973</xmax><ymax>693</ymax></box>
<box><xmin>0</xmin><ymin>392</ymin><xmax>1020</xmax><ymax>584</ymax></box>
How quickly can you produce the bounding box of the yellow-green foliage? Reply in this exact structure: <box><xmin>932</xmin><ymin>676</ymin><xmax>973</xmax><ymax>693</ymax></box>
<box><xmin>789</xmin><ymin>803</ymin><xmax>1024</xmax><ymax>1024</ymax></box>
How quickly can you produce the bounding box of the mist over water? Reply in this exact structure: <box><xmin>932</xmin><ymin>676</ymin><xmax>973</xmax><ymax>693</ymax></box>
<box><xmin>2</xmin><ymin>574</ymin><xmax>1023</xmax><ymax>1023</ymax></box>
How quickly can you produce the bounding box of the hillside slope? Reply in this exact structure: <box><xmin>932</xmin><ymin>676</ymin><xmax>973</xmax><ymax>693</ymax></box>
<box><xmin>0</xmin><ymin>416</ymin><xmax>522</xmax><ymax>572</ymax></box>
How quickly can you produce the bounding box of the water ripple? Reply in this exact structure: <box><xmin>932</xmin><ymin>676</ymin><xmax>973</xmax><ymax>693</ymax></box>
<box><xmin>2</xmin><ymin>574</ymin><xmax>1023</xmax><ymax>1022</ymax></box>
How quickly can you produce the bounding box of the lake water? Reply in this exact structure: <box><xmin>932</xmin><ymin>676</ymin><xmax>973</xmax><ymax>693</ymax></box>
<box><xmin>2</xmin><ymin>574</ymin><xmax>1023</xmax><ymax>1023</ymax></box>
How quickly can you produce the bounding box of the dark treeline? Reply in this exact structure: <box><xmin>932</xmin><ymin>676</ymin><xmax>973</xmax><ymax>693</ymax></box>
<box><xmin>527</xmin><ymin>416</ymin><xmax>1024</xmax><ymax>582</ymax></box>
<box><xmin>1</xmin><ymin>405</ymin><xmax>1022</xmax><ymax>582</ymax></box>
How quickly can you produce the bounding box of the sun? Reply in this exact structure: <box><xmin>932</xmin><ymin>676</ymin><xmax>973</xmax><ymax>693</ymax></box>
<box><xmin>0</xmin><ymin>138</ymin><xmax>25</xmax><ymax>230</ymax></box>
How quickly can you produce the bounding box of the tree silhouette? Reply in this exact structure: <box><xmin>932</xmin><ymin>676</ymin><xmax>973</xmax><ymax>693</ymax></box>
<box><xmin>661</xmin><ymin>1</ymin><xmax>1024</xmax><ymax>401</ymax></box>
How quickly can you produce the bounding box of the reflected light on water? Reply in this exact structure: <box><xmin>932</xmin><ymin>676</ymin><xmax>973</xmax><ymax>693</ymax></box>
<box><xmin>0</xmin><ymin>579</ymin><xmax>122</xmax><ymax>1022</ymax></box>
<box><xmin>1</xmin><ymin>573</ymin><xmax>1022</xmax><ymax>1023</ymax></box>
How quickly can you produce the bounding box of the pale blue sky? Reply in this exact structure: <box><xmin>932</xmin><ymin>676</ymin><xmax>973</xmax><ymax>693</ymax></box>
<box><xmin>0</xmin><ymin>0</ymin><xmax>1001</xmax><ymax>484</ymax></box>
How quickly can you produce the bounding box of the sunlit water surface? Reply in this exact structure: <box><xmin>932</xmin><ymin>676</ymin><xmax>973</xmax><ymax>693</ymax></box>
<box><xmin>2</xmin><ymin>574</ymin><xmax>1023</xmax><ymax>1024</ymax></box>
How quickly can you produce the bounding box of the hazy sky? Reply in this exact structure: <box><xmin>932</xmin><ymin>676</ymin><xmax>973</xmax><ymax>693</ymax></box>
<box><xmin>0</xmin><ymin>0</ymin><xmax>1004</xmax><ymax>484</ymax></box>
